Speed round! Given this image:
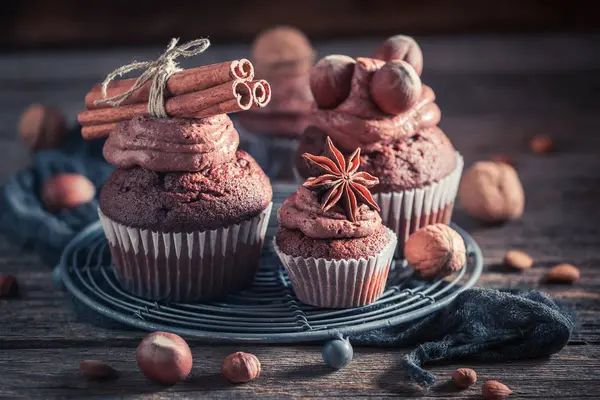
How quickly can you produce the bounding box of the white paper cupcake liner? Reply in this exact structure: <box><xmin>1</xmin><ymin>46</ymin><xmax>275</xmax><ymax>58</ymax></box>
<box><xmin>98</xmin><ymin>203</ymin><xmax>272</xmax><ymax>302</ymax></box>
<box><xmin>273</xmin><ymin>228</ymin><xmax>397</xmax><ymax>309</ymax></box>
<box><xmin>374</xmin><ymin>153</ymin><xmax>464</xmax><ymax>257</ymax></box>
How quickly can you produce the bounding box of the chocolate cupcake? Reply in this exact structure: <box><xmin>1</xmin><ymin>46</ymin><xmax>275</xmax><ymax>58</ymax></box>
<box><xmin>296</xmin><ymin>38</ymin><xmax>463</xmax><ymax>255</ymax></box>
<box><xmin>275</xmin><ymin>137</ymin><xmax>397</xmax><ymax>308</ymax></box>
<box><xmin>99</xmin><ymin>115</ymin><xmax>272</xmax><ymax>302</ymax></box>
<box><xmin>236</xmin><ymin>26</ymin><xmax>315</xmax><ymax>181</ymax></box>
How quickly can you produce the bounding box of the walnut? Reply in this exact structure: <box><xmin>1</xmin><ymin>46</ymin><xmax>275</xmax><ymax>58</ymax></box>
<box><xmin>458</xmin><ymin>161</ymin><xmax>525</xmax><ymax>223</ymax></box>
<box><xmin>451</xmin><ymin>367</ymin><xmax>477</xmax><ymax>388</ymax></box>
<box><xmin>404</xmin><ymin>224</ymin><xmax>466</xmax><ymax>279</ymax></box>
<box><xmin>221</xmin><ymin>352</ymin><xmax>261</xmax><ymax>383</ymax></box>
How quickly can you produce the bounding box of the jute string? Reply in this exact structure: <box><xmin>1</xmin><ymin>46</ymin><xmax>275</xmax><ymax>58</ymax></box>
<box><xmin>94</xmin><ymin>38</ymin><xmax>211</xmax><ymax>118</ymax></box>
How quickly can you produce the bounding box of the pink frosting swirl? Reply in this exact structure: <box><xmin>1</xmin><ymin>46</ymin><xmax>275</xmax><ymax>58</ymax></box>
<box><xmin>103</xmin><ymin>115</ymin><xmax>239</xmax><ymax>172</ymax></box>
<box><xmin>278</xmin><ymin>187</ymin><xmax>381</xmax><ymax>239</ymax></box>
<box><xmin>310</xmin><ymin>57</ymin><xmax>440</xmax><ymax>153</ymax></box>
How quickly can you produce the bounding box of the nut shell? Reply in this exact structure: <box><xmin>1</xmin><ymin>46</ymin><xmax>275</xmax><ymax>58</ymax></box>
<box><xmin>503</xmin><ymin>250</ymin><xmax>533</xmax><ymax>270</ymax></box>
<box><xmin>310</xmin><ymin>55</ymin><xmax>356</xmax><ymax>109</ymax></box>
<box><xmin>370</xmin><ymin>60</ymin><xmax>422</xmax><ymax>115</ymax></box>
<box><xmin>42</xmin><ymin>174</ymin><xmax>96</xmax><ymax>212</ymax></box>
<box><xmin>482</xmin><ymin>380</ymin><xmax>512</xmax><ymax>399</ymax></box>
<box><xmin>221</xmin><ymin>352</ymin><xmax>261</xmax><ymax>383</ymax></box>
<box><xmin>458</xmin><ymin>161</ymin><xmax>525</xmax><ymax>223</ymax></box>
<box><xmin>544</xmin><ymin>263</ymin><xmax>580</xmax><ymax>284</ymax></box>
<box><xmin>405</xmin><ymin>224</ymin><xmax>466</xmax><ymax>279</ymax></box>
<box><xmin>372</xmin><ymin>35</ymin><xmax>423</xmax><ymax>76</ymax></box>
<box><xmin>451</xmin><ymin>367</ymin><xmax>477</xmax><ymax>388</ymax></box>
<box><xmin>136</xmin><ymin>332</ymin><xmax>192</xmax><ymax>385</ymax></box>
<box><xmin>18</xmin><ymin>104</ymin><xmax>67</xmax><ymax>151</ymax></box>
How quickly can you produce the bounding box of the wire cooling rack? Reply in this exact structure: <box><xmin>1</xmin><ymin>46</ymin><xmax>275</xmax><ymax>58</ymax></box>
<box><xmin>59</xmin><ymin>184</ymin><xmax>482</xmax><ymax>345</ymax></box>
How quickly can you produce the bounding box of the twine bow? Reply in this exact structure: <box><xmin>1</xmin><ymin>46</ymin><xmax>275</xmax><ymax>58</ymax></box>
<box><xmin>94</xmin><ymin>38</ymin><xmax>211</xmax><ymax>118</ymax></box>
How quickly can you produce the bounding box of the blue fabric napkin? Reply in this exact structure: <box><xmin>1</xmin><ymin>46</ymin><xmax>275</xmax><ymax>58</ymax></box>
<box><xmin>0</xmin><ymin>126</ymin><xmax>575</xmax><ymax>387</ymax></box>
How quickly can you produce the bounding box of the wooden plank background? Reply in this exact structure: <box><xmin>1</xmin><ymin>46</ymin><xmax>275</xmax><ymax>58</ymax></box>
<box><xmin>0</xmin><ymin>34</ymin><xmax>599</xmax><ymax>398</ymax></box>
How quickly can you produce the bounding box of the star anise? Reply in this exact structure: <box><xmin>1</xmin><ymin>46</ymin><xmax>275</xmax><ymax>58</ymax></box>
<box><xmin>302</xmin><ymin>137</ymin><xmax>380</xmax><ymax>222</ymax></box>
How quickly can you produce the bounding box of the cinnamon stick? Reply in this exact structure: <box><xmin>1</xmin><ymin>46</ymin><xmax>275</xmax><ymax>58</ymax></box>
<box><xmin>249</xmin><ymin>80</ymin><xmax>272</xmax><ymax>108</ymax></box>
<box><xmin>78</xmin><ymin>80</ymin><xmax>252</xmax><ymax>128</ymax></box>
<box><xmin>82</xmin><ymin>123</ymin><xmax>118</xmax><ymax>140</ymax></box>
<box><xmin>85</xmin><ymin>59</ymin><xmax>254</xmax><ymax>110</ymax></box>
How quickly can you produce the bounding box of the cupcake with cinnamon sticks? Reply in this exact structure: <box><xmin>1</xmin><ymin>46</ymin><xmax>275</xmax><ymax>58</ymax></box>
<box><xmin>296</xmin><ymin>36</ymin><xmax>463</xmax><ymax>256</ymax></box>
<box><xmin>79</xmin><ymin>39</ymin><xmax>273</xmax><ymax>302</ymax></box>
<box><xmin>236</xmin><ymin>26</ymin><xmax>315</xmax><ymax>181</ymax></box>
<box><xmin>275</xmin><ymin>137</ymin><xmax>397</xmax><ymax>308</ymax></box>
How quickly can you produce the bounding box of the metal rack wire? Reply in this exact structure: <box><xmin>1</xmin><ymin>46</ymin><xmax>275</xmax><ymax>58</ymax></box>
<box><xmin>59</xmin><ymin>184</ymin><xmax>483</xmax><ymax>344</ymax></box>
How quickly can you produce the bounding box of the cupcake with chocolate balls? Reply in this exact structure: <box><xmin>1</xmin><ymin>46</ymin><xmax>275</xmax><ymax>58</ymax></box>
<box><xmin>296</xmin><ymin>35</ymin><xmax>463</xmax><ymax>256</ymax></box>
<box><xmin>275</xmin><ymin>137</ymin><xmax>397</xmax><ymax>308</ymax></box>
<box><xmin>236</xmin><ymin>26</ymin><xmax>315</xmax><ymax>181</ymax></box>
<box><xmin>99</xmin><ymin>114</ymin><xmax>272</xmax><ymax>302</ymax></box>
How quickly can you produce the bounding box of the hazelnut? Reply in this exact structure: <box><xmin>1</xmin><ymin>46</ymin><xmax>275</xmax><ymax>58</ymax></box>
<box><xmin>42</xmin><ymin>174</ymin><xmax>96</xmax><ymax>212</ymax></box>
<box><xmin>0</xmin><ymin>274</ymin><xmax>19</xmax><ymax>298</ymax></box>
<box><xmin>489</xmin><ymin>154</ymin><xmax>516</xmax><ymax>168</ymax></box>
<box><xmin>80</xmin><ymin>360</ymin><xmax>119</xmax><ymax>380</ymax></box>
<box><xmin>372</xmin><ymin>35</ymin><xmax>423</xmax><ymax>76</ymax></box>
<box><xmin>18</xmin><ymin>104</ymin><xmax>67</xmax><ymax>151</ymax></box>
<box><xmin>529</xmin><ymin>135</ymin><xmax>554</xmax><ymax>154</ymax></box>
<box><xmin>370</xmin><ymin>60</ymin><xmax>422</xmax><ymax>115</ymax></box>
<box><xmin>404</xmin><ymin>224</ymin><xmax>466</xmax><ymax>279</ymax></box>
<box><xmin>451</xmin><ymin>367</ymin><xmax>477</xmax><ymax>388</ymax></box>
<box><xmin>544</xmin><ymin>263</ymin><xmax>580</xmax><ymax>284</ymax></box>
<box><xmin>458</xmin><ymin>161</ymin><xmax>525</xmax><ymax>223</ymax></box>
<box><xmin>221</xmin><ymin>352</ymin><xmax>261</xmax><ymax>383</ymax></box>
<box><xmin>503</xmin><ymin>250</ymin><xmax>533</xmax><ymax>270</ymax></box>
<box><xmin>136</xmin><ymin>332</ymin><xmax>192</xmax><ymax>385</ymax></box>
<box><xmin>310</xmin><ymin>55</ymin><xmax>356</xmax><ymax>109</ymax></box>
<box><xmin>251</xmin><ymin>26</ymin><xmax>314</xmax><ymax>75</ymax></box>
<box><xmin>482</xmin><ymin>380</ymin><xmax>512</xmax><ymax>399</ymax></box>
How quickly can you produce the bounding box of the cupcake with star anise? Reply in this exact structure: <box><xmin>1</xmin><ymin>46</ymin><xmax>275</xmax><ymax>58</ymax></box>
<box><xmin>274</xmin><ymin>137</ymin><xmax>397</xmax><ymax>308</ymax></box>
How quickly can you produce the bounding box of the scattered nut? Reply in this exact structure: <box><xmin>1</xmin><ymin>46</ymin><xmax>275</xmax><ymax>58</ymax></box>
<box><xmin>221</xmin><ymin>352</ymin><xmax>261</xmax><ymax>383</ymax></box>
<box><xmin>42</xmin><ymin>174</ymin><xmax>96</xmax><ymax>212</ymax></box>
<box><xmin>310</xmin><ymin>55</ymin><xmax>356</xmax><ymax>109</ymax></box>
<box><xmin>372</xmin><ymin>35</ymin><xmax>423</xmax><ymax>76</ymax></box>
<box><xmin>252</xmin><ymin>26</ymin><xmax>314</xmax><ymax>75</ymax></box>
<box><xmin>482</xmin><ymin>380</ymin><xmax>512</xmax><ymax>399</ymax></box>
<box><xmin>136</xmin><ymin>332</ymin><xmax>193</xmax><ymax>385</ymax></box>
<box><xmin>490</xmin><ymin>154</ymin><xmax>516</xmax><ymax>168</ymax></box>
<box><xmin>0</xmin><ymin>274</ymin><xmax>19</xmax><ymax>298</ymax></box>
<box><xmin>503</xmin><ymin>250</ymin><xmax>534</xmax><ymax>270</ymax></box>
<box><xmin>405</xmin><ymin>224</ymin><xmax>466</xmax><ymax>279</ymax></box>
<box><xmin>370</xmin><ymin>60</ymin><xmax>422</xmax><ymax>115</ymax></box>
<box><xmin>18</xmin><ymin>104</ymin><xmax>67</xmax><ymax>151</ymax></box>
<box><xmin>544</xmin><ymin>264</ymin><xmax>580</xmax><ymax>284</ymax></box>
<box><xmin>530</xmin><ymin>135</ymin><xmax>554</xmax><ymax>154</ymax></box>
<box><xmin>451</xmin><ymin>367</ymin><xmax>477</xmax><ymax>388</ymax></box>
<box><xmin>80</xmin><ymin>360</ymin><xmax>119</xmax><ymax>380</ymax></box>
<box><xmin>458</xmin><ymin>161</ymin><xmax>525</xmax><ymax>223</ymax></box>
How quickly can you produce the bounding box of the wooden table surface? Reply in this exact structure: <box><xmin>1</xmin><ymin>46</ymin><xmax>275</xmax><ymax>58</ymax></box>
<box><xmin>1</xmin><ymin>34</ymin><xmax>599</xmax><ymax>399</ymax></box>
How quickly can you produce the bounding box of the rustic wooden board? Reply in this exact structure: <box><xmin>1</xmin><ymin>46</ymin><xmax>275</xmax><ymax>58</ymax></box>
<box><xmin>0</xmin><ymin>34</ymin><xmax>599</xmax><ymax>398</ymax></box>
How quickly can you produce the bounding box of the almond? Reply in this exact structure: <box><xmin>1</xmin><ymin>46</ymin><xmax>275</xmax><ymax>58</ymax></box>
<box><xmin>451</xmin><ymin>367</ymin><xmax>477</xmax><ymax>388</ymax></box>
<box><xmin>530</xmin><ymin>135</ymin><xmax>554</xmax><ymax>154</ymax></box>
<box><xmin>544</xmin><ymin>264</ymin><xmax>580</xmax><ymax>284</ymax></box>
<box><xmin>0</xmin><ymin>274</ymin><xmax>19</xmax><ymax>298</ymax></box>
<box><xmin>490</xmin><ymin>154</ymin><xmax>516</xmax><ymax>167</ymax></box>
<box><xmin>503</xmin><ymin>250</ymin><xmax>533</xmax><ymax>270</ymax></box>
<box><xmin>482</xmin><ymin>380</ymin><xmax>512</xmax><ymax>399</ymax></box>
<box><xmin>80</xmin><ymin>360</ymin><xmax>119</xmax><ymax>380</ymax></box>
